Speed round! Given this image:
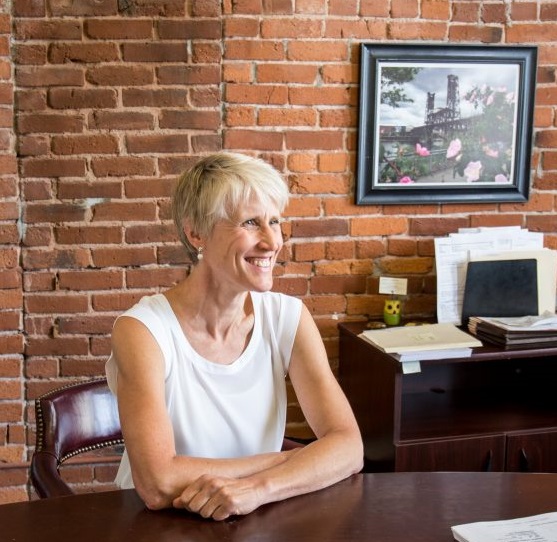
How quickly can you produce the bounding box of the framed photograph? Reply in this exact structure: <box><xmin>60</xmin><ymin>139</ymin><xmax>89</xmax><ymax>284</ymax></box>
<box><xmin>356</xmin><ymin>44</ymin><xmax>538</xmax><ymax>205</ymax></box>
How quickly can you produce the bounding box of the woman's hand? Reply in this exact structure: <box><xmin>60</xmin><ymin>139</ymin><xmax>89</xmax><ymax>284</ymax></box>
<box><xmin>172</xmin><ymin>448</ymin><xmax>302</xmax><ymax>520</ymax></box>
<box><xmin>172</xmin><ymin>474</ymin><xmax>264</xmax><ymax>521</ymax></box>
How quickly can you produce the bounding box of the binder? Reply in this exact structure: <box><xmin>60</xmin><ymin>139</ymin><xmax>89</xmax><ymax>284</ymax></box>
<box><xmin>461</xmin><ymin>259</ymin><xmax>538</xmax><ymax>324</ymax></box>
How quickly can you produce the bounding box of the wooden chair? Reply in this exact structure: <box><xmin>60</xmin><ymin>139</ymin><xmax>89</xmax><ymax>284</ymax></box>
<box><xmin>31</xmin><ymin>377</ymin><xmax>304</xmax><ymax>498</ymax></box>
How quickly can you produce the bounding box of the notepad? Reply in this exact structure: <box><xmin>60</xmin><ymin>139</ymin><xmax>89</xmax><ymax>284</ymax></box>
<box><xmin>359</xmin><ymin>323</ymin><xmax>482</xmax><ymax>353</ymax></box>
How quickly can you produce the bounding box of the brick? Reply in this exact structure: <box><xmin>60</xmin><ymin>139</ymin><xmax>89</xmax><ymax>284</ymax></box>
<box><xmin>225</xmin><ymin>40</ymin><xmax>285</xmax><ymax>61</ymax></box>
<box><xmin>57</xmin><ymin>315</ymin><xmax>116</xmax><ymax>334</ymax></box>
<box><xmin>57</xmin><ymin>180</ymin><xmax>122</xmax><ymax>199</ymax></box>
<box><xmin>291</xmin><ymin>218</ymin><xmax>348</xmax><ymax>238</ymax></box>
<box><xmin>351</xmin><ymin>217</ymin><xmax>408</xmax><ymax>237</ymax></box>
<box><xmin>448</xmin><ymin>25</ymin><xmax>503</xmax><ymax>43</ymax></box>
<box><xmin>157</xmin><ymin>65</ymin><xmax>220</xmax><ymax>85</ymax></box>
<box><xmin>87</xmin><ymin>65</ymin><xmax>154</xmax><ymax>86</ymax></box>
<box><xmin>422</xmin><ymin>0</ymin><xmax>450</xmax><ymax>19</ymax></box>
<box><xmin>58</xmin><ymin>269</ymin><xmax>124</xmax><ymax>291</ymax></box>
<box><xmin>14</xmin><ymin>20</ymin><xmax>82</xmax><ymax>40</ymax></box>
<box><xmin>91</xmin><ymin>247</ymin><xmax>157</xmax><ymax>267</ymax></box>
<box><xmin>26</xmin><ymin>336</ymin><xmax>90</xmax><ymax>356</ymax></box>
<box><xmin>12</xmin><ymin>44</ymin><xmax>47</xmax><ymax>65</ymax></box>
<box><xmin>91</xmin><ymin>201</ymin><xmax>157</xmax><ymax>222</ymax></box>
<box><xmin>22</xmin><ymin>248</ymin><xmax>91</xmax><ymax>270</ymax></box>
<box><xmin>224</xmin><ymin>129</ymin><xmax>283</xmax><ymax>151</ymax></box>
<box><xmin>49</xmin><ymin>0</ymin><xmax>117</xmax><ymax>16</ymax></box>
<box><xmin>15</xmin><ymin>66</ymin><xmax>85</xmax><ymax>87</ymax></box>
<box><xmin>91</xmin><ymin>157</ymin><xmax>156</xmax><ymax>177</ymax></box>
<box><xmin>224</xmin><ymin>18</ymin><xmax>259</xmax><ymax>37</ymax></box>
<box><xmin>18</xmin><ymin>113</ymin><xmax>84</xmax><ymax>134</ymax></box>
<box><xmin>23</xmin><ymin>202</ymin><xmax>87</xmax><ymax>223</ymax></box>
<box><xmin>125</xmin><ymin>224</ymin><xmax>176</xmax><ymax>243</ymax></box>
<box><xmin>158</xmin><ymin>19</ymin><xmax>221</xmax><ymax>39</ymax></box>
<box><xmin>226</xmin><ymin>83</ymin><xmax>287</xmax><ymax>105</ymax></box>
<box><xmin>388</xmin><ymin>21</ymin><xmax>448</xmax><ymax>40</ymax></box>
<box><xmin>51</xmin><ymin>135</ymin><xmax>119</xmax><ymax>155</ymax></box>
<box><xmin>48</xmin><ymin>88</ymin><xmax>118</xmax><ymax>109</ymax></box>
<box><xmin>13</xmin><ymin>0</ymin><xmax>46</xmax><ymax>17</ymax></box>
<box><xmin>310</xmin><ymin>275</ymin><xmax>366</xmax><ymax>295</ymax></box>
<box><xmin>511</xmin><ymin>2</ymin><xmax>537</xmax><ymax>21</ymax></box>
<box><xmin>88</xmin><ymin>111</ymin><xmax>154</xmax><ymax>130</ymax></box>
<box><xmin>325</xmin><ymin>19</ymin><xmax>387</xmax><ymax>39</ymax></box>
<box><xmin>126</xmin><ymin>134</ymin><xmax>190</xmax><ymax>154</ymax></box>
<box><xmin>25</xmin><ymin>293</ymin><xmax>89</xmax><ymax>314</ymax></box>
<box><xmin>122</xmin><ymin>43</ymin><xmax>188</xmax><ymax>63</ymax></box>
<box><xmin>55</xmin><ymin>226</ymin><xmax>122</xmax><ymax>245</ymax></box>
<box><xmin>48</xmin><ymin>43</ymin><xmax>119</xmax><ymax>64</ymax></box>
<box><xmin>289</xmin><ymin>173</ymin><xmax>349</xmax><ymax>194</ymax></box>
<box><xmin>122</xmin><ymin>88</ymin><xmax>189</xmax><ymax>107</ymax></box>
<box><xmin>91</xmin><ymin>291</ymin><xmax>145</xmax><ymax>312</ymax></box>
<box><xmin>379</xmin><ymin>256</ymin><xmax>434</xmax><ymax>275</ymax></box>
<box><xmin>85</xmin><ymin>19</ymin><xmax>153</xmax><ymax>39</ymax></box>
<box><xmin>126</xmin><ymin>267</ymin><xmax>186</xmax><ymax>288</ymax></box>
<box><xmin>0</xmin><ymin>290</ymin><xmax>23</xmax><ymax>309</ymax></box>
<box><xmin>0</xmin><ymin>269</ymin><xmax>21</xmax><ymax>289</ymax></box>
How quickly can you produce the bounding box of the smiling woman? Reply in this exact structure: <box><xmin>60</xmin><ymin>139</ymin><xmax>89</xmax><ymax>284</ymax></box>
<box><xmin>105</xmin><ymin>152</ymin><xmax>363</xmax><ymax>521</ymax></box>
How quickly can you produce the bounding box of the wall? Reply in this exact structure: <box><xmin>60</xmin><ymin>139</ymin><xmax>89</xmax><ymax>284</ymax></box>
<box><xmin>1</xmin><ymin>0</ymin><xmax>556</xmax><ymax>502</ymax></box>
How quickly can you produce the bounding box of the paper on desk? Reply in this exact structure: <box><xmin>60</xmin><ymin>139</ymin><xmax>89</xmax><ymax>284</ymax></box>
<box><xmin>435</xmin><ymin>227</ymin><xmax>544</xmax><ymax>325</ymax></box>
<box><xmin>452</xmin><ymin>511</ymin><xmax>557</xmax><ymax>542</ymax></box>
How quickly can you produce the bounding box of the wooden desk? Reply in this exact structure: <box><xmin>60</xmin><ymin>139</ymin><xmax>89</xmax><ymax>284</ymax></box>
<box><xmin>4</xmin><ymin>472</ymin><xmax>557</xmax><ymax>541</ymax></box>
<box><xmin>338</xmin><ymin>322</ymin><xmax>557</xmax><ymax>473</ymax></box>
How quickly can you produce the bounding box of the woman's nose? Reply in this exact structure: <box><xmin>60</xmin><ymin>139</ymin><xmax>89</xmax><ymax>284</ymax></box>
<box><xmin>258</xmin><ymin>224</ymin><xmax>281</xmax><ymax>250</ymax></box>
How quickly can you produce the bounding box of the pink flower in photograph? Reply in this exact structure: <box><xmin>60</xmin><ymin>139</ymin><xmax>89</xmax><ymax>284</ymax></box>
<box><xmin>463</xmin><ymin>161</ymin><xmax>482</xmax><ymax>182</ymax></box>
<box><xmin>495</xmin><ymin>174</ymin><xmax>508</xmax><ymax>183</ymax></box>
<box><xmin>399</xmin><ymin>176</ymin><xmax>415</xmax><ymax>184</ymax></box>
<box><xmin>416</xmin><ymin>143</ymin><xmax>430</xmax><ymax>157</ymax></box>
<box><xmin>446</xmin><ymin>138</ymin><xmax>462</xmax><ymax>159</ymax></box>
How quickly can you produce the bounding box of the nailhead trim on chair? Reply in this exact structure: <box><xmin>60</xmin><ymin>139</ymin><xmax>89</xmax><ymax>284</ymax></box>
<box><xmin>34</xmin><ymin>378</ymin><xmax>125</xmax><ymax>464</ymax></box>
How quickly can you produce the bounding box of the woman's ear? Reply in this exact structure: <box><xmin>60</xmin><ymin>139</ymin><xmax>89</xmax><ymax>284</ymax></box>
<box><xmin>182</xmin><ymin>219</ymin><xmax>202</xmax><ymax>246</ymax></box>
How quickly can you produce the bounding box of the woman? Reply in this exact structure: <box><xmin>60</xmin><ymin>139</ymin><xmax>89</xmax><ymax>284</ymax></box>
<box><xmin>105</xmin><ymin>152</ymin><xmax>363</xmax><ymax>521</ymax></box>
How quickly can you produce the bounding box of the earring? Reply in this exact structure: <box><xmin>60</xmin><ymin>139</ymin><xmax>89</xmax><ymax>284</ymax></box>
<box><xmin>197</xmin><ymin>246</ymin><xmax>204</xmax><ymax>261</ymax></box>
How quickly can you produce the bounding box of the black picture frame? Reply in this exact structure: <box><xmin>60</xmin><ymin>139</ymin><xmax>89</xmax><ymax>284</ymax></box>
<box><xmin>355</xmin><ymin>43</ymin><xmax>538</xmax><ymax>205</ymax></box>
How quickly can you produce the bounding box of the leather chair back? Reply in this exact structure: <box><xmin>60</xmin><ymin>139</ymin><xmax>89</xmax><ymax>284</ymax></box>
<box><xmin>31</xmin><ymin>378</ymin><xmax>124</xmax><ymax>498</ymax></box>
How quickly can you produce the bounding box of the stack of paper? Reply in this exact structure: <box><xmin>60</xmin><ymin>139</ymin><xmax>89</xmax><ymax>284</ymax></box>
<box><xmin>359</xmin><ymin>322</ymin><xmax>482</xmax><ymax>362</ymax></box>
<box><xmin>452</xmin><ymin>511</ymin><xmax>557</xmax><ymax>542</ymax></box>
<box><xmin>468</xmin><ymin>313</ymin><xmax>557</xmax><ymax>349</ymax></box>
<box><xmin>434</xmin><ymin>226</ymin><xmax>556</xmax><ymax>325</ymax></box>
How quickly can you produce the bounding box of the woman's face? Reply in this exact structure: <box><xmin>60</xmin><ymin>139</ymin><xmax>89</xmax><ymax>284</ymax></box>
<box><xmin>202</xmin><ymin>197</ymin><xmax>284</xmax><ymax>294</ymax></box>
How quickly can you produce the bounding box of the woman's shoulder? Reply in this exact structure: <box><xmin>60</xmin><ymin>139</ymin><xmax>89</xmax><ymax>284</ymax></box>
<box><xmin>252</xmin><ymin>291</ymin><xmax>302</xmax><ymax>329</ymax></box>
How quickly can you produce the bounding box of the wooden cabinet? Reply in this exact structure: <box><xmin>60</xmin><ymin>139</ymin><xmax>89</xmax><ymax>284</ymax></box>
<box><xmin>338</xmin><ymin>322</ymin><xmax>557</xmax><ymax>473</ymax></box>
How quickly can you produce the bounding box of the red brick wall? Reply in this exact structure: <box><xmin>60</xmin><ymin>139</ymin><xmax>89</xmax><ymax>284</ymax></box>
<box><xmin>1</xmin><ymin>0</ymin><xmax>556</xmax><ymax>502</ymax></box>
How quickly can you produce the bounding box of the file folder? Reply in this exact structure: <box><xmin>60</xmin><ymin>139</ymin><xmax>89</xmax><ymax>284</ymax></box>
<box><xmin>461</xmin><ymin>259</ymin><xmax>538</xmax><ymax>324</ymax></box>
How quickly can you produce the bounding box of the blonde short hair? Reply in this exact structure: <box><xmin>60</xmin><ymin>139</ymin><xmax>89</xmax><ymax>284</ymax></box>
<box><xmin>172</xmin><ymin>152</ymin><xmax>289</xmax><ymax>262</ymax></box>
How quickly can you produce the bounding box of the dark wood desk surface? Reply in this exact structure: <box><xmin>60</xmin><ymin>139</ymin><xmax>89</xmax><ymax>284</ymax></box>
<box><xmin>5</xmin><ymin>472</ymin><xmax>557</xmax><ymax>541</ymax></box>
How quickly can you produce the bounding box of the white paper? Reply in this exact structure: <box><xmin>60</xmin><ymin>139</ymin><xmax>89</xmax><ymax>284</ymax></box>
<box><xmin>452</xmin><ymin>511</ymin><xmax>557</xmax><ymax>542</ymax></box>
<box><xmin>379</xmin><ymin>276</ymin><xmax>408</xmax><ymax>296</ymax></box>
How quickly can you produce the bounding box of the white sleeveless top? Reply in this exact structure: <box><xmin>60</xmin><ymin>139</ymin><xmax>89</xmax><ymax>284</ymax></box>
<box><xmin>105</xmin><ymin>291</ymin><xmax>302</xmax><ymax>488</ymax></box>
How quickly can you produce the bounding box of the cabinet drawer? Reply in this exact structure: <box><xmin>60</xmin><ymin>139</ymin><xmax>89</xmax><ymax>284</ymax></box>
<box><xmin>395</xmin><ymin>435</ymin><xmax>506</xmax><ymax>472</ymax></box>
<box><xmin>506</xmin><ymin>429</ymin><xmax>557</xmax><ymax>473</ymax></box>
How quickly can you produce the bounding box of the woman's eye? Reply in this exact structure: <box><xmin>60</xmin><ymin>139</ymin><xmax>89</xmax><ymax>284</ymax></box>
<box><xmin>243</xmin><ymin>219</ymin><xmax>258</xmax><ymax>227</ymax></box>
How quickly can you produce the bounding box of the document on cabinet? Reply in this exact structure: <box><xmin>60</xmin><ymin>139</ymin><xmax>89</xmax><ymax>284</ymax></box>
<box><xmin>452</xmin><ymin>511</ymin><xmax>557</xmax><ymax>542</ymax></box>
<box><xmin>359</xmin><ymin>322</ymin><xmax>481</xmax><ymax>353</ymax></box>
<box><xmin>435</xmin><ymin>227</ymin><xmax>544</xmax><ymax>325</ymax></box>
